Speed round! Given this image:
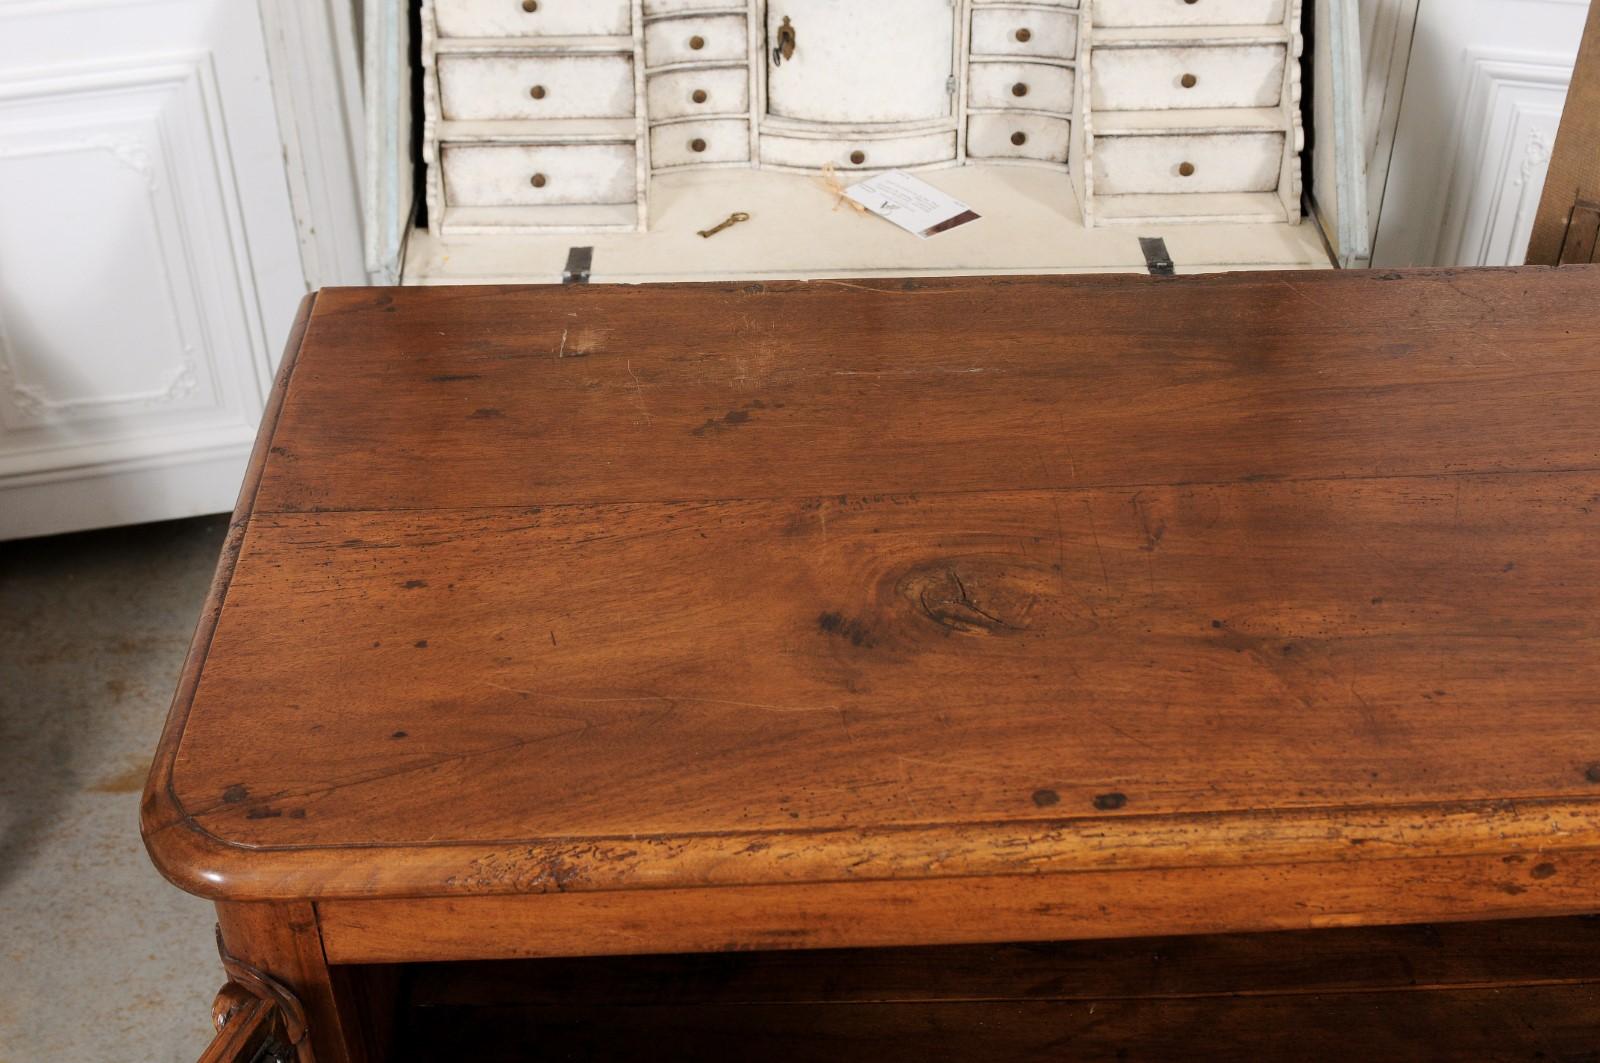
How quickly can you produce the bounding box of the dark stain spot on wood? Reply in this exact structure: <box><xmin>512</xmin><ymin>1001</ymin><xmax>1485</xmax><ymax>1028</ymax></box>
<box><xmin>415</xmin><ymin>639</ymin><xmax>429</xmax><ymax>649</ymax></box>
<box><xmin>1371</xmin><ymin>596</ymin><xmax>1384</xmax><ymax>605</ymax></box>
<box><xmin>289</xmin><ymin>809</ymin><xmax>307</xmax><ymax>819</ymax></box>
<box><xmin>402</xmin><ymin>579</ymin><xmax>428</xmax><ymax>589</ymax></box>
<box><xmin>1502</xmin><ymin>561</ymin><xmax>1516</xmax><ymax>572</ymax></box>
<box><xmin>222</xmin><ymin>784</ymin><xmax>248</xmax><ymax>804</ymax></box>
<box><xmin>469</xmin><ymin>408</ymin><xmax>505</xmax><ymax>420</ymax></box>
<box><xmin>391</xmin><ymin>730</ymin><xmax>409</xmax><ymax>739</ymax></box>
<box><xmin>429</xmin><ymin>374</ymin><xmax>482</xmax><ymax>383</ymax></box>
<box><xmin>746</xmin><ymin>399</ymin><xmax>767</xmax><ymax>409</ymax></box>
<box><xmin>246</xmin><ymin>807</ymin><xmax>284</xmax><ymax>820</ymax></box>
<box><xmin>1031</xmin><ymin>788</ymin><xmax>1060</xmax><ymax>807</ymax></box>
<box><xmin>818</xmin><ymin>610</ymin><xmax>874</xmax><ymax>648</ymax></box>
<box><xmin>1093</xmin><ymin>792</ymin><xmax>1129</xmax><ymax>811</ymax></box>
<box><xmin>1500</xmin><ymin>882</ymin><xmax>1528</xmax><ymax>895</ymax></box>
<box><xmin>1585</xmin><ymin>763</ymin><xmax>1600</xmax><ymax>783</ymax></box>
<box><xmin>1531</xmin><ymin>862</ymin><xmax>1558</xmax><ymax>879</ymax></box>
<box><xmin>692</xmin><ymin>408</ymin><xmax>757</xmax><ymax>436</ymax></box>
<box><xmin>1211</xmin><ymin>619</ymin><xmax>1225</xmax><ymax>629</ymax></box>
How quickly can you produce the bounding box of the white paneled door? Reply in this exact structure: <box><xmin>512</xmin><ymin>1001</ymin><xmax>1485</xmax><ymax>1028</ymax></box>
<box><xmin>1372</xmin><ymin>0</ymin><xmax>1588</xmax><ymax>266</ymax></box>
<box><xmin>0</xmin><ymin>0</ymin><xmax>311</xmax><ymax>540</ymax></box>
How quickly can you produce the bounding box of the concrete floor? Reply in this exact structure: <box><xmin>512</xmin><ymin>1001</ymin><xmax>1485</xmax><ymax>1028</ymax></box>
<box><xmin>1</xmin><ymin>515</ymin><xmax>229</xmax><ymax>1062</ymax></box>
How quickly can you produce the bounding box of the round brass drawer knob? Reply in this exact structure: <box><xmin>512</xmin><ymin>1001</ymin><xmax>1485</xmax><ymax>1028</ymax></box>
<box><xmin>1011</xmin><ymin>131</ymin><xmax>1028</xmax><ymax>146</ymax></box>
<box><xmin>1178</xmin><ymin>162</ymin><xmax>1196</xmax><ymax>177</ymax></box>
<box><xmin>689</xmin><ymin>35</ymin><xmax>705</xmax><ymax>49</ymax></box>
<box><xmin>850</xmin><ymin>150</ymin><xmax>866</xmax><ymax>165</ymax></box>
<box><xmin>1012</xmin><ymin>82</ymin><xmax>1028</xmax><ymax>97</ymax></box>
<box><xmin>1015</xmin><ymin>27</ymin><xmax>1032</xmax><ymax>42</ymax></box>
<box><xmin>690</xmin><ymin>138</ymin><xmax>708</xmax><ymax>152</ymax></box>
<box><xmin>692</xmin><ymin>88</ymin><xmax>708</xmax><ymax>103</ymax></box>
<box><xmin>530</xmin><ymin>173</ymin><xmax>548</xmax><ymax>188</ymax></box>
<box><xmin>529</xmin><ymin>84</ymin><xmax>547</xmax><ymax>99</ymax></box>
<box><xmin>521</xmin><ymin>0</ymin><xmax>538</xmax><ymax>11</ymax></box>
<box><xmin>1181</xmin><ymin>73</ymin><xmax>1198</xmax><ymax>89</ymax></box>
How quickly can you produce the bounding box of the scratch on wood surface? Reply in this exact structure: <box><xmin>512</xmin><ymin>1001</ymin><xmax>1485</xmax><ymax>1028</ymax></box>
<box><xmin>556</xmin><ymin>328</ymin><xmax>568</xmax><ymax>358</ymax></box>
<box><xmin>625</xmin><ymin>360</ymin><xmax>653</xmax><ymax>424</ymax></box>
<box><xmin>814</xmin><ymin>280</ymin><xmax>966</xmax><ymax>297</ymax></box>
<box><xmin>481</xmin><ymin>679</ymin><xmax>840</xmax><ymax>715</ymax></box>
<box><xmin>1084</xmin><ymin>499</ymin><xmax>1110</xmax><ymax>591</ymax></box>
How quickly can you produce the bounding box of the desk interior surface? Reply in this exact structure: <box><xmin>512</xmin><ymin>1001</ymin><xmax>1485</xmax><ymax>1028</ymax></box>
<box><xmin>403</xmin><ymin>165</ymin><xmax>1333</xmax><ymax>285</ymax></box>
<box><xmin>146</xmin><ymin>268</ymin><xmax>1600</xmax><ymax>908</ymax></box>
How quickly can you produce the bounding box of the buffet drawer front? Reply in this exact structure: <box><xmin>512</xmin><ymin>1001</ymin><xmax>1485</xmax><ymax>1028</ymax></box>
<box><xmin>437</xmin><ymin>55</ymin><xmax>636</xmax><ymax>121</ymax></box>
<box><xmin>650</xmin><ymin>119</ymin><xmax>752</xmax><ymax>168</ymax></box>
<box><xmin>966</xmin><ymin>113</ymin><xmax>1071</xmax><ymax>163</ymax></box>
<box><xmin>645</xmin><ymin>14</ymin><xmax>749</xmax><ymax>68</ymax></box>
<box><xmin>441</xmin><ymin>142</ymin><xmax>638</xmax><ymax>206</ymax></box>
<box><xmin>643</xmin><ymin>0</ymin><xmax>740</xmax><ymax>15</ymax></box>
<box><xmin>1094</xmin><ymin>0</ymin><xmax>1286</xmax><ymax>27</ymax></box>
<box><xmin>1092</xmin><ymin>44</ymin><xmax>1287</xmax><ymax>110</ymax></box>
<box><xmin>970</xmin><ymin>7</ymin><xmax>1079</xmax><ymax>60</ymax></box>
<box><xmin>646</xmin><ymin>66</ymin><xmax>750</xmax><ymax>121</ymax></box>
<box><xmin>433</xmin><ymin>0</ymin><xmax>632</xmax><ymax>39</ymax></box>
<box><xmin>967</xmin><ymin>60</ymin><xmax>1075</xmax><ymax>113</ymax></box>
<box><xmin>1092</xmin><ymin>132</ymin><xmax>1284</xmax><ymax>194</ymax></box>
<box><xmin>758</xmin><ymin>130</ymin><xmax>957</xmax><ymax>171</ymax></box>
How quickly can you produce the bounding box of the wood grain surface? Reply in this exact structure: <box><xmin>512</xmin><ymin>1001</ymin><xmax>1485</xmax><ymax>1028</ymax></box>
<box><xmin>144</xmin><ymin>269</ymin><xmax>1600</xmax><ymax>946</ymax></box>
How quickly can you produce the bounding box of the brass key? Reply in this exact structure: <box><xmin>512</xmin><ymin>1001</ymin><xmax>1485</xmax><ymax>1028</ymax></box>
<box><xmin>698</xmin><ymin>212</ymin><xmax>750</xmax><ymax>239</ymax></box>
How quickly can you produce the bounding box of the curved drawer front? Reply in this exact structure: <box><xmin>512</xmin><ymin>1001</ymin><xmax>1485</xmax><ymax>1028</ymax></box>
<box><xmin>1092</xmin><ymin>131</ymin><xmax>1283</xmax><ymax>194</ymax></box>
<box><xmin>650</xmin><ymin>118</ymin><xmax>752</xmax><ymax>167</ymax></box>
<box><xmin>438</xmin><ymin>55</ymin><xmax>635</xmax><ymax>121</ymax></box>
<box><xmin>646</xmin><ymin>66</ymin><xmax>750</xmax><ymax>121</ymax></box>
<box><xmin>970</xmin><ymin>7</ymin><xmax>1079</xmax><ymax>60</ymax></box>
<box><xmin>1092</xmin><ymin>44</ymin><xmax>1286</xmax><ymax>110</ymax></box>
<box><xmin>966</xmin><ymin>113</ymin><xmax>1070</xmax><ymax>162</ymax></box>
<box><xmin>645</xmin><ymin>14</ymin><xmax>748</xmax><ymax>68</ymax></box>
<box><xmin>1094</xmin><ymin>0</ymin><xmax>1285</xmax><ymax>27</ymax></box>
<box><xmin>967</xmin><ymin>60</ymin><xmax>1075</xmax><ymax>113</ymax></box>
<box><xmin>434</xmin><ymin>0</ymin><xmax>632</xmax><ymax>38</ymax></box>
<box><xmin>759</xmin><ymin>130</ymin><xmax>957</xmax><ymax>171</ymax></box>
<box><xmin>442</xmin><ymin>142</ymin><xmax>638</xmax><ymax>206</ymax></box>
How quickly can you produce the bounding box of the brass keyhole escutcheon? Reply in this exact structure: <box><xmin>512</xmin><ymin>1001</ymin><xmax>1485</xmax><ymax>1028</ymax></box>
<box><xmin>1012</xmin><ymin>82</ymin><xmax>1028</xmax><ymax>97</ymax></box>
<box><xmin>521</xmin><ymin>0</ymin><xmax>537</xmax><ymax>11</ymax></box>
<box><xmin>689</xmin><ymin>34</ymin><xmax>705</xmax><ymax>50</ymax></box>
<box><xmin>773</xmin><ymin>16</ymin><xmax>797</xmax><ymax>66</ymax></box>
<box><xmin>530</xmin><ymin>173</ymin><xmax>548</xmax><ymax>188</ymax></box>
<box><xmin>530</xmin><ymin>85</ymin><xmax>547</xmax><ymax>99</ymax></box>
<box><xmin>691</xmin><ymin>138</ymin><xmax>708</xmax><ymax>153</ymax></box>
<box><xmin>850</xmin><ymin>150</ymin><xmax>866</xmax><ymax>165</ymax></box>
<box><xmin>1011</xmin><ymin>131</ymin><xmax>1027</xmax><ymax>146</ymax></box>
<box><xmin>1178</xmin><ymin>162</ymin><xmax>1196</xmax><ymax>177</ymax></box>
<box><xmin>1181</xmin><ymin>73</ymin><xmax>1197</xmax><ymax>89</ymax></box>
<box><xmin>692</xmin><ymin>89</ymin><xmax>708</xmax><ymax>103</ymax></box>
<box><xmin>1015</xmin><ymin>27</ymin><xmax>1031</xmax><ymax>42</ymax></box>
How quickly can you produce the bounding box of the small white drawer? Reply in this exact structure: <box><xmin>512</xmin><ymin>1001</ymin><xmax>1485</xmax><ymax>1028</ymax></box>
<box><xmin>644</xmin><ymin>15</ymin><xmax>748</xmax><ymax>68</ymax></box>
<box><xmin>1091</xmin><ymin>131</ymin><xmax>1284</xmax><ymax>194</ymax></box>
<box><xmin>441</xmin><ymin>142</ymin><xmax>638</xmax><ymax>206</ymax></box>
<box><xmin>643</xmin><ymin>0</ymin><xmax>741</xmax><ymax>14</ymax></box>
<box><xmin>759</xmin><ymin>130</ymin><xmax>957</xmax><ymax>171</ymax></box>
<box><xmin>1092</xmin><ymin>44</ymin><xmax>1287</xmax><ymax>110</ymax></box>
<box><xmin>975</xmin><ymin>0</ymin><xmax>1078</xmax><ymax>6</ymax></box>
<box><xmin>966</xmin><ymin>113</ymin><xmax>1070</xmax><ymax>162</ymax></box>
<box><xmin>646</xmin><ymin>66</ymin><xmax>750</xmax><ymax>120</ymax></box>
<box><xmin>433</xmin><ymin>0</ymin><xmax>632</xmax><ymax>39</ymax></box>
<box><xmin>1094</xmin><ymin>0</ymin><xmax>1286</xmax><ymax>27</ymax></box>
<box><xmin>970</xmin><ymin>7</ymin><xmax>1079</xmax><ymax>60</ymax></box>
<box><xmin>650</xmin><ymin>119</ymin><xmax>751</xmax><ymax>167</ymax></box>
<box><xmin>437</xmin><ymin>55</ymin><xmax>635</xmax><ymax>121</ymax></box>
<box><xmin>967</xmin><ymin>60</ymin><xmax>1075</xmax><ymax>113</ymax></box>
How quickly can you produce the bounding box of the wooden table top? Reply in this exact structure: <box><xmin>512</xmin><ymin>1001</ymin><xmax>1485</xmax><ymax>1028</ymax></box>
<box><xmin>144</xmin><ymin>268</ymin><xmax>1600</xmax><ymax>932</ymax></box>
